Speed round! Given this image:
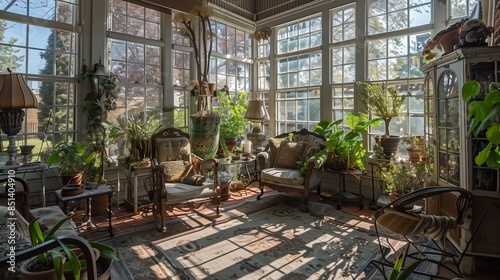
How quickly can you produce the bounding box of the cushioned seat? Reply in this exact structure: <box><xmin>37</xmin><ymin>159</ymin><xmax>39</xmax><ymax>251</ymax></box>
<box><xmin>260</xmin><ymin>168</ymin><xmax>305</xmax><ymax>186</ymax></box>
<box><xmin>164</xmin><ymin>182</ymin><xmax>216</xmax><ymax>202</ymax></box>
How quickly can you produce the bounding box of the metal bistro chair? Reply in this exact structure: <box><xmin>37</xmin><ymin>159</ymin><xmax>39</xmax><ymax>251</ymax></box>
<box><xmin>355</xmin><ymin>186</ymin><xmax>486</xmax><ymax>279</ymax></box>
<box><xmin>150</xmin><ymin>128</ymin><xmax>221</xmax><ymax>232</ymax></box>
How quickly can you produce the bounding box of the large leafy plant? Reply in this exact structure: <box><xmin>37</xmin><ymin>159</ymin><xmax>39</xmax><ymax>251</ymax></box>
<box><xmin>314</xmin><ymin>113</ymin><xmax>382</xmax><ymax>170</ymax></box>
<box><xmin>461</xmin><ymin>81</ymin><xmax>500</xmax><ymax>168</ymax></box>
<box><xmin>27</xmin><ymin>217</ymin><xmax>117</xmax><ymax>280</ymax></box>
<box><xmin>46</xmin><ymin>141</ymin><xmax>94</xmax><ymax>176</ymax></box>
<box><xmin>214</xmin><ymin>90</ymin><xmax>248</xmax><ymax>139</ymax></box>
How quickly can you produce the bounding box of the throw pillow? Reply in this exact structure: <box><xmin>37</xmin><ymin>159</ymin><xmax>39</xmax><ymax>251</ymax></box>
<box><xmin>273</xmin><ymin>141</ymin><xmax>307</xmax><ymax>169</ymax></box>
<box><xmin>180</xmin><ymin>174</ymin><xmax>207</xmax><ymax>186</ymax></box>
<box><xmin>268</xmin><ymin>137</ymin><xmax>286</xmax><ymax>162</ymax></box>
<box><xmin>162</xmin><ymin>161</ymin><xmax>194</xmax><ymax>182</ymax></box>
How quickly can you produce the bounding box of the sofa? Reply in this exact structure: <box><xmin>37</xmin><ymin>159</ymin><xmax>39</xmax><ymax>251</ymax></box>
<box><xmin>0</xmin><ymin>177</ymin><xmax>78</xmax><ymax>279</ymax></box>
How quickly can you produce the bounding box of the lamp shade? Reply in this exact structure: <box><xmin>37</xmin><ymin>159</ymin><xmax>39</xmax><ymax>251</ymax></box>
<box><xmin>0</xmin><ymin>73</ymin><xmax>38</xmax><ymax>109</ymax></box>
<box><xmin>244</xmin><ymin>100</ymin><xmax>269</xmax><ymax>121</ymax></box>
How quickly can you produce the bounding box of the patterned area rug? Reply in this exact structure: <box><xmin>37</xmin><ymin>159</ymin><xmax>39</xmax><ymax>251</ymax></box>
<box><xmin>151</xmin><ymin>196</ymin><xmax>380</xmax><ymax>279</ymax></box>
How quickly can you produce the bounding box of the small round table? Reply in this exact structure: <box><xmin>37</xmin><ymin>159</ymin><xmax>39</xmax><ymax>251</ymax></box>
<box><xmin>218</xmin><ymin>156</ymin><xmax>258</xmax><ymax>197</ymax></box>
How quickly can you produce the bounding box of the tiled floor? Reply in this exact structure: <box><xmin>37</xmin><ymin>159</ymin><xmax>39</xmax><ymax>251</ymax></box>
<box><xmin>74</xmin><ymin>182</ymin><xmax>498</xmax><ymax>280</ymax></box>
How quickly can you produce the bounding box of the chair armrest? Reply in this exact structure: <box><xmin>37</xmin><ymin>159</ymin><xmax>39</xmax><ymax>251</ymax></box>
<box><xmin>256</xmin><ymin>151</ymin><xmax>270</xmax><ymax>171</ymax></box>
<box><xmin>307</xmin><ymin>152</ymin><xmax>327</xmax><ymax>169</ymax></box>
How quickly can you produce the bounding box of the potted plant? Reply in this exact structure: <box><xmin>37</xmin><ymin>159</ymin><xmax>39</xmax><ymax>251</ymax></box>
<box><xmin>214</xmin><ymin>90</ymin><xmax>248</xmax><ymax>152</ymax></box>
<box><xmin>20</xmin><ymin>217</ymin><xmax>117</xmax><ymax>280</ymax></box>
<box><xmin>401</xmin><ymin>132</ymin><xmax>422</xmax><ymax>162</ymax></box>
<box><xmin>46</xmin><ymin>141</ymin><xmax>94</xmax><ymax>186</ymax></box>
<box><xmin>313</xmin><ymin>113</ymin><xmax>382</xmax><ymax>171</ymax></box>
<box><xmin>174</xmin><ymin>5</ymin><xmax>221</xmax><ymax>159</ymax></box>
<box><xmin>120</xmin><ymin>112</ymin><xmax>164</xmax><ymax>168</ymax></box>
<box><xmin>461</xmin><ymin>81</ymin><xmax>500</xmax><ymax>168</ymax></box>
<box><xmin>77</xmin><ymin>61</ymin><xmax>123</xmax><ymax>184</ymax></box>
<box><xmin>378</xmin><ymin>157</ymin><xmax>428</xmax><ymax>201</ymax></box>
<box><xmin>358</xmin><ymin>81</ymin><xmax>409</xmax><ymax>158</ymax></box>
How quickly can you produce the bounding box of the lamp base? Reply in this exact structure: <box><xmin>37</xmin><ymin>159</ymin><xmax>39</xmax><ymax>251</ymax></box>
<box><xmin>0</xmin><ymin>109</ymin><xmax>25</xmax><ymax>166</ymax></box>
<box><xmin>247</xmin><ymin>131</ymin><xmax>267</xmax><ymax>149</ymax></box>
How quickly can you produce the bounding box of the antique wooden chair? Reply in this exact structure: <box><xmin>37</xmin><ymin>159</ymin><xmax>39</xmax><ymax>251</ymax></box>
<box><xmin>255</xmin><ymin>128</ymin><xmax>326</xmax><ymax>211</ymax></box>
<box><xmin>150</xmin><ymin>128</ymin><xmax>221</xmax><ymax>232</ymax></box>
<box><xmin>355</xmin><ymin>186</ymin><xmax>486</xmax><ymax>279</ymax></box>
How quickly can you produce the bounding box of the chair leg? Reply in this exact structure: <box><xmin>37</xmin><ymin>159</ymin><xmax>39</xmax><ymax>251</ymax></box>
<box><xmin>256</xmin><ymin>182</ymin><xmax>265</xmax><ymax>200</ymax></box>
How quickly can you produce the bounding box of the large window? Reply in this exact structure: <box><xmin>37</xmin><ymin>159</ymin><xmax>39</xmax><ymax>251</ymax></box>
<box><xmin>330</xmin><ymin>4</ymin><xmax>356</xmax><ymax>123</ymax></box>
<box><xmin>107</xmin><ymin>0</ymin><xmax>163</xmax><ymax>139</ymax></box>
<box><xmin>275</xmin><ymin>16</ymin><xmax>322</xmax><ymax>133</ymax></box>
<box><xmin>0</xmin><ymin>1</ymin><xmax>79</xmax><ymax>160</ymax></box>
<box><xmin>366</xmin><ymin>0</ymin><xmax>432</xmax><ymax>154</ymax></box>
<box><xmin>367</xmin><ymin>0</ymin><xmax>432</xmax><ymax>35</ymax></box>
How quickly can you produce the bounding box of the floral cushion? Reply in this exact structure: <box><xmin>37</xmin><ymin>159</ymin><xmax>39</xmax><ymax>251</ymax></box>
<box><xmin>0</xmin><ymin>206</ymin><xmax>31</xmax><ymax>280</ymax></box>
<box><xmin>273</xmin><ymin>141</ymin><xmax>307</xmax><ymax>170</ymax></box>
<box><xmin>161</xmin><ymin>161</ymin><xmax>194</xmax><ymax>182</ymax></box>
<box><xmin>30</xmin><ymin>206</ymin><xmax>76</xmax><ymax>237</ymax></box>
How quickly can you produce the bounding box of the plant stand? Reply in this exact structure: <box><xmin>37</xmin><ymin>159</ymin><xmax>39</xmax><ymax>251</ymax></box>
<box><xmin>320</xmin><ymin>169</ymin><xmax>365</xmax><ymax>210</ymax></box>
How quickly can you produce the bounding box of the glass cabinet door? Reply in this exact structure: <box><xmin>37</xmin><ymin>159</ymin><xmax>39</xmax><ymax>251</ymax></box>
<box><xmin>423</xmin><ymin>75</ymin><xmax>434</xmax><ymax>177</ymax></box>
<box><xmin>468</xmin><ymin>61</ymin><xmax>499</xmax><ymax>192</ymax></box>
<box><xmin>436</xmin><ymin>70</ymin><xmax>460</xmax><ymax>186</ymax></box>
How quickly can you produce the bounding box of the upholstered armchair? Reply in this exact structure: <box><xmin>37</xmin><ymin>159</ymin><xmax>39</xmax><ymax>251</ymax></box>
<box><xmin>256</xmin><ymin>128</ymin><xmax>326</xmax><ymax>211</ymax></box>
<box><xmin>150</xmin><ymin>128</ymin><xmax>221</xmax><ymax>232</ymax></box>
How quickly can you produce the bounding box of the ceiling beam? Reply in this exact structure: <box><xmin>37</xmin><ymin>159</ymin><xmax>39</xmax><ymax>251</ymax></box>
<box><xmin>123</xmin><ymin>0</ymin><xmax>202</xmax><ymax>14</ymax></box>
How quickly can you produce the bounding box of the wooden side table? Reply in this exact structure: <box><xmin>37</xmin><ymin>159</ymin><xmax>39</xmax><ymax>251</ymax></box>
<box><xmin>55</xmin><ymin>183</ymin><xmax>114</xmax><ymax>237</ymax></box>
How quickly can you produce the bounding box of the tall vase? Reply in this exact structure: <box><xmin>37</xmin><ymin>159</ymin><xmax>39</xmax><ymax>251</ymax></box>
<box><xmin>190</xmin><ymin>114</ymin><xmax>221</xmax><ymax>159</ymax></box>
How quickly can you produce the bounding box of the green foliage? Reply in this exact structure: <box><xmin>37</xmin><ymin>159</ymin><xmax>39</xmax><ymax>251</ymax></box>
<box><xmin>120</xmin><ymin>112</ymin><xmax>164</xmax><ymax>164</ymax></box>
<box><xmin>214</xmin><ymin>91</ymin><xmax>248</xmax><ymax>139</ymax></box>
<box><xmin>379</xmin><ymin>158</ymin><xmax>428</xmax><ymax>194</ymax></box>
<box><xmin>28</xmin><ymin>217</ymin><xmax>117</xmax><ymax>280</ymax></box>
<box><xmin>0</xmin><ymin>20</ymin><xmax>24</xmax><ymax>71</ymax></box>
<box><xmin>358</xmin><ymin>81</ymin><xmax>408</xmax><ymax>136</ymax></box>
<box><xmin>78</xmin><ymin>63</ymin><xmax>122</xmax><ymax>183</ymax></box>
<box><xmin>387</xmin><ymin>252</ymin><xmax>424</xmax><ymax>280</ymax></box>
<box><xmin>46</xmin><ymin>141</ymin><xmax>93</xmax><ymax>176</ymax></box>
<box><xmin>462</xmin><ymin>81</ymin><xmax>500</xmax><ymax>168</ymax></box>
<box><xmin>314</xmin><ymin>113</ymin><xmax>382</xmax><ymax>170</ymax></box>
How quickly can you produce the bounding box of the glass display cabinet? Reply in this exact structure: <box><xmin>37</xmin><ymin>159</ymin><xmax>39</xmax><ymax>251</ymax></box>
<box><xmin>421</xmin><ymin>46</ymin><xmax>500</xmax><ymax>262</ymax></box>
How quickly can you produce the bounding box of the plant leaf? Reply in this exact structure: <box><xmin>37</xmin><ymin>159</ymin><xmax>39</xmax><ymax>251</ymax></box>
<box><xmin>461</xmin><ymin>80</ymin><xmax>481</xmax><ymax>102</ymax></box>
<box><xmin>475</xmin><ymin>142</ymin><xmax>492</xmax><ymax>166</ymax></box>
<box><xmin>486</xmin><ymin>123</ymin><xmax>500</xmax><ymax>145</ymax></box>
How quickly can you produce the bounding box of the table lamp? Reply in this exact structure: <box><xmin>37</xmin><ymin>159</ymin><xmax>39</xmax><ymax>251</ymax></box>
<box><xmin>0</xmin><ymin>70</ymin><xmax>38</xmax><ymax>166</ymax></box>
<box><xmin>244</xmin><ymin>99</ymin><xmax>269</xmax><ymax>149</ymax></box>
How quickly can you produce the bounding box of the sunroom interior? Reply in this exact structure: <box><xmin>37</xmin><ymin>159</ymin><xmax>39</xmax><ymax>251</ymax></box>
<box><xmin>1</xmin><ymin>0</ymin><xmax>500</xmax><ymax>274</ymax></box>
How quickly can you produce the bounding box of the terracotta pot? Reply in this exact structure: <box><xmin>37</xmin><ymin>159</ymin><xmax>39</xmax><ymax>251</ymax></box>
<box><xmin>60</xmin><ymin>171</ymin><xmax>84</xmax><ymax>186</ymax></box>
<box><xmin>20</xmin><ymin>258</ymin><xmax>57</xmax><ymax>280</ymax></box>
<box><xmin>388</xmin><ymin>192</ymin><xmax>403</xmax><ymax>202</ymax></box>
<box><xmin>407</xmin><ymin>148</ymin><xmax>422</xmax><ymax>162</ymax></box>
<box><xmin>224</xmin><ymin>138</ymin><xmax>237</xmax><ymax>153</ymax></box>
